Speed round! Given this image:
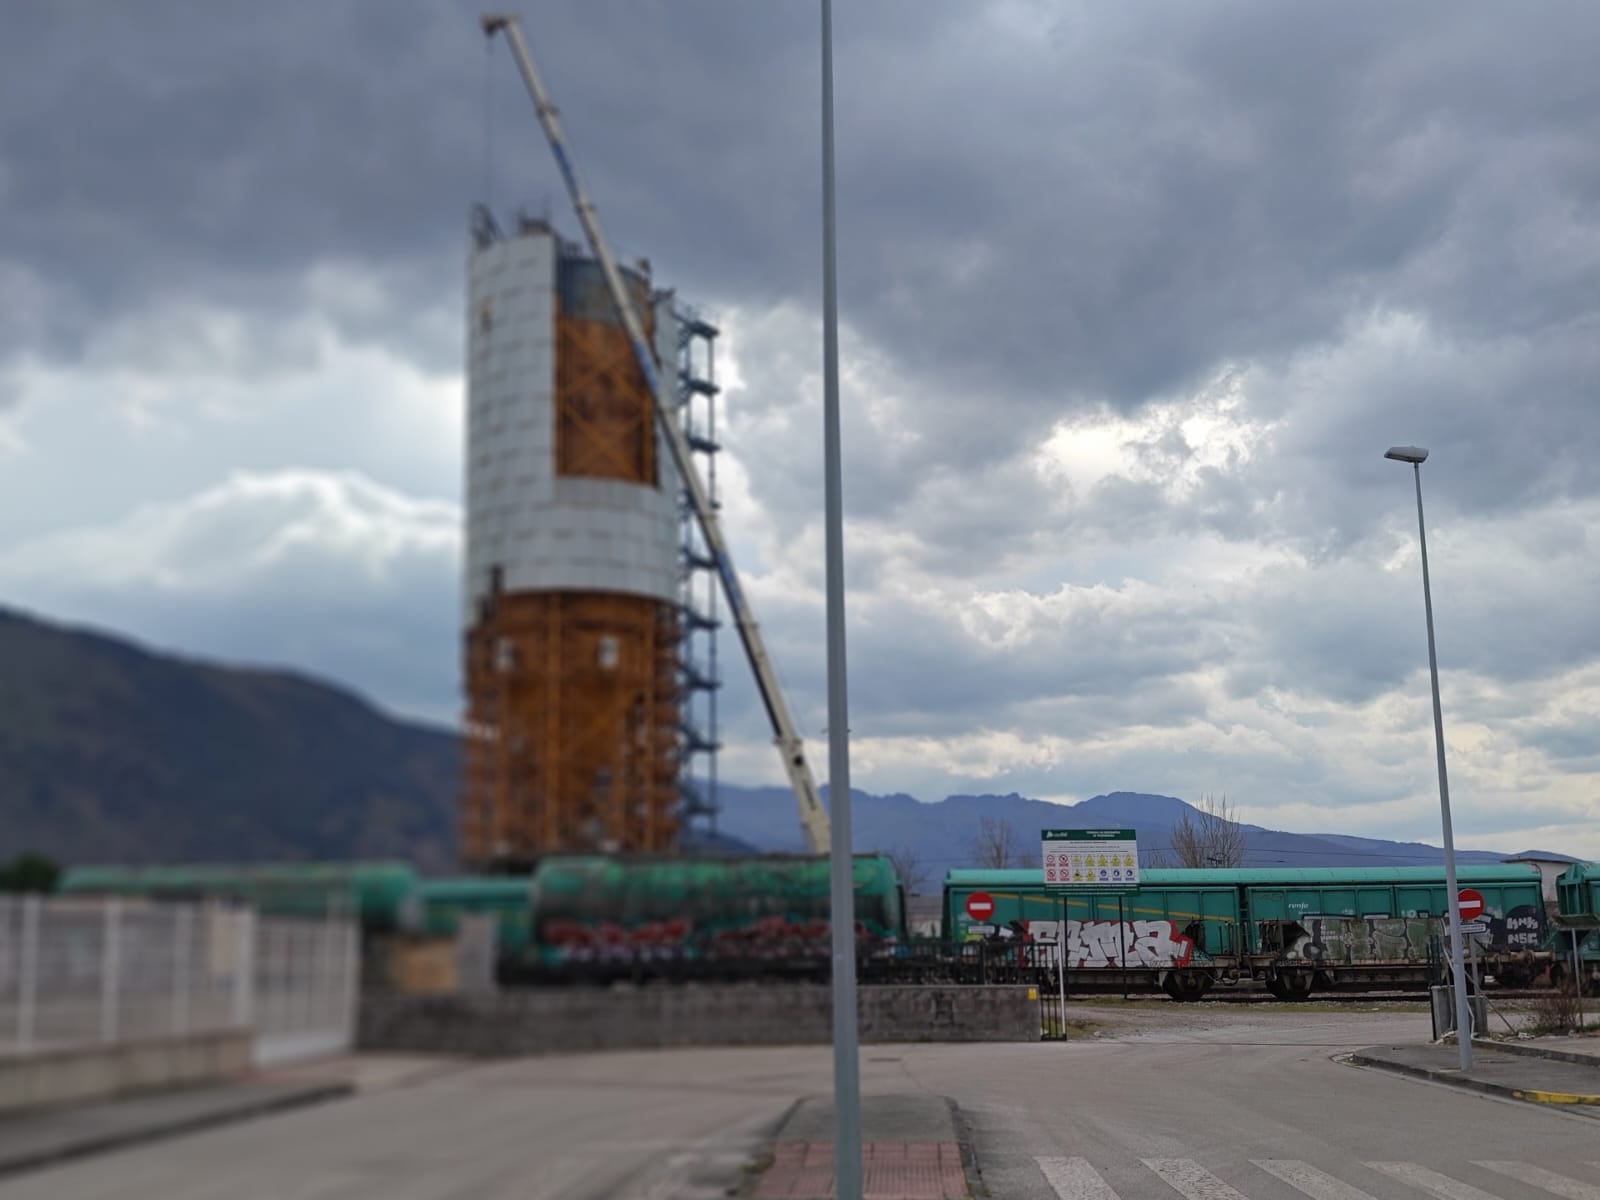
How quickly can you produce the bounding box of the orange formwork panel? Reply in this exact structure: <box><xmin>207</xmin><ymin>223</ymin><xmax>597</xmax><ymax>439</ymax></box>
<box><xmin>460</xmin><ymin>589</ymin><xmax>681</xmax><ymax>868</ymax></box>
<box><xmin>554</xmin><ymin>253</ymin><xmax>657</xmax><ymax>486</ymax></box>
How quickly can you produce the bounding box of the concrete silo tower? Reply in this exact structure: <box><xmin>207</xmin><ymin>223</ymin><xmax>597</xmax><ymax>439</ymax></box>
<box><xmin>460</xmin><ymin>208</ymin><xmax>718</xmax><ymax>868</ymax></box>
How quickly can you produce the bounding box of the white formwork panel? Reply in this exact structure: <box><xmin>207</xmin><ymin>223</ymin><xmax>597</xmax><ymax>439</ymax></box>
<box><xmin>465</xmin><ymin>226</ymin><xmax>682</xmax><ymax>620</ymax></box>
<box><xmin>464</xmin><ymin>227</ymin><xmax>558</xmax><ymax>625</ymax></box>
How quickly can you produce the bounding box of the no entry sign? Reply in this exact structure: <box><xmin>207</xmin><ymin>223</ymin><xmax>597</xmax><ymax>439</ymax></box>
<box><xmin>1456</xmin><ymin>888</ymin><xmax>1485</xmax><ymax>923</ymax></box>
<box><xmin>965</xmin><ymin>892</ymin><xmax>995</xmax><ymax>922</ymax></box>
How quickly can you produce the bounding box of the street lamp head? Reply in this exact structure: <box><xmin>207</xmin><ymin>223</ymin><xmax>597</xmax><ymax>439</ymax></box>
<box><xmin>1384</xmin><ymin>445</ymin><xmax>1429</xmax><ymax>464</ymax></box>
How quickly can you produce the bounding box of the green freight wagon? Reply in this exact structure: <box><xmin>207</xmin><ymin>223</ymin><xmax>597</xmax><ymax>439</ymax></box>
<box><xmin>942</xmin><ymin>868</ymin><xmax>1242</xmax><ymax>999</ymax></box>
<box><xmin>1552</xmin><ymin>862</ymin><xmax>1600</xmax><ymax>993</ymax></box>
<box><xmin>1236</xmin><ymin>864</ymin><xmax>1545</xmax><ymax>950</ymax></box>
<box><xmin>58</xmin><ymin>861</ymin><xmax>420</xmax><ymax>929</ymax></box>
<box><xmin>943</xmin><ymin>868</ymin><xmax>1240</xmax><ymax>955</ymax></box>
<box><xmin>1233</xmin><ymin>865</ymin><xmax>1547</xmax><ymax>997</ymax></box>
<box><xmin>515</xmin><ymin>853</ymin><xmax>905</xmax><ymax>981</ymax></box>
<box><xmin>1557</xmin><ymin>862</ymin><xmax>1600</xmax><ymax>922</ymax></box>
<box><xmin>940</xmin><ymin>862</ymin><xmax>1553</xmax><ymax>1000</ymax></box>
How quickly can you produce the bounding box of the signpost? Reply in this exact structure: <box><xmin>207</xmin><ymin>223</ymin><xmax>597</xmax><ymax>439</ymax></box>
<box><xmin>1039</xmin><ymin>829</ymin><xmax>1140</xmax><ymax>1041</ymax></box>
<box><xmin>965</xmin><ymin>892</ymin><xmax>995</xmax><ymax>923</ymax></box>
<box><xmin>1042</xmin><ymin>829</ymin><xmax>1141</xmax><ymax>889</ymax></box>
<box><xmin>1457</xmin><ymin>890</ymin><xmax>1486</xmax><ymax>999</ymax></box>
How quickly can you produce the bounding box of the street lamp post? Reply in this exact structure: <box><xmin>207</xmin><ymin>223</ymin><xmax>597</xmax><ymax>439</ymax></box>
<box><xmin>1385</xmin><ymin>444</ymin><xmax>1472</xmax><ymax>1071</ymax></box>
<box><xmin>822</xmin><ymin>3</ymin><xmax>863</xmax><ymax>1197</ymax></box>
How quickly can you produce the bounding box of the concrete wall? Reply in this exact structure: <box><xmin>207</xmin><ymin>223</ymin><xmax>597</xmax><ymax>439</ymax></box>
<box><xmin>0</xmin><ymin>1030</ymin><xmax>252</xmax><ymax>1115</ymax></box>
<box><xmin>358</xmin><ymin>985</ymin><xmax>1039</xmax><ymax>1057</ymax></box>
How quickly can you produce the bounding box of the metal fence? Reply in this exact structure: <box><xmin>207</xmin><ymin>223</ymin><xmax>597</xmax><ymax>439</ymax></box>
<box><xmin>252</xmin><ymin>908</ymin><xmax>360</xmax><ymax>1065</ymax></box>
<box><xmin>0</xmin><ymin>895</ymin><xmax>358</xmax><ymax>1064</ymax></box>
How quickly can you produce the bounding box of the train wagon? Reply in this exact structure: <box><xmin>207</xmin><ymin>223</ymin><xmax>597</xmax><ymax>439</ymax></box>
<box><xmin>59</xmin><ymin>861</ymin><xmax>421</xmax><ymax>929</ymax></box>
<box><xmin>1551</xmin><ymin>862</ymin><xmax>1600</xmax><ymax>994</ymax></box>
<box><xmin>506</xmin><ymin>852</ymin><xmax>906</xmax><ymax>983</ymax></box>
<box><xmin>1234</xmin><ymin>865</ymin><xmax>1547</xmax><ymax>998</ymax></box>
<box><xmin>942</xmin><ymin>863</ymin><xmax>1551</xmax><ymax>1000</ymax></box>
<box><xmin>944</xmin><ymin>868</ymin><xmax>1242</xmax><ymax>1000</ymax></box>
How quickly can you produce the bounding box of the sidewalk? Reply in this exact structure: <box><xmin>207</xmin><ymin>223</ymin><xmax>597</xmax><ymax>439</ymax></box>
<box><xmin>747</xmin><ymin>1093</ymin><xmax>973</xmax><ymax>1199</ymax></box>
<box><xmin>0</xmin><ymin>1077</ymin><xmax>353</xmax><ymax>1179</ymax></box>
<box><xmin>1349</xmin><ymin>1038</ymin><xmax>1600</xmax><ymax>1114</ymax></box>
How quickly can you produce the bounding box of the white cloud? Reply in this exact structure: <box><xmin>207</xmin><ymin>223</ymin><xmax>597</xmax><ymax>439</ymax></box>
<box><xmin>5</xmin><ymin>0</ymin><xmax>1600</xmax><ymax>862</ymax></box>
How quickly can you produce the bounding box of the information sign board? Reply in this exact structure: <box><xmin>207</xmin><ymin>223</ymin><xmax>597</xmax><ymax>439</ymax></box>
<box><xmin>1041</xmin><ymin>828</ymin><xmax>1140</xmax><ymax>889</ymax></box>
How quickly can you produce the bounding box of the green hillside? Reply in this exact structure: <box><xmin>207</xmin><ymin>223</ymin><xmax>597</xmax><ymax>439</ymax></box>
<box><xmin>0</xmin><ymin>606</ymin><xmax>458</xmax><ymax>870</ymax></box>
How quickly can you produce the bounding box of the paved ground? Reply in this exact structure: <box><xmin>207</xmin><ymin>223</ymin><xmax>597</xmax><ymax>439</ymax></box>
<box><xmin>1</xmin><ymin>1005</ymin><xmax>1597</xmax><ymax>1199</ymax></box>
<box><xmin>951</xmin><ymin>1003</ymin><xmax>1600</xmax><ymax>1200</ymax></box>
<box><xmin>754</xmin><ymin>1093</ymin><xmax>971</xmax><ymax>1198</ymax></box>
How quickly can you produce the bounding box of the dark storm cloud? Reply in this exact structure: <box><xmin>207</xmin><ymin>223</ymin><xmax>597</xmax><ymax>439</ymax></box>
<box><xmin>9</xmin><ymin>1</ymin><xmax>1599</xmax><ymax>456</ymax></box>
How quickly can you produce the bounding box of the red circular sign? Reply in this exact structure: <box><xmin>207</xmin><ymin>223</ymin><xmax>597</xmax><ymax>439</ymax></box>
<box><xmin>1457</xmin><ymin>888</ymin><xmax>1485</xmax><ymax>922</ymax></box>
<box><xmin>965</xmin><ymin>891</ymin><xmax>995</xmax><ymax>922</ymax></box>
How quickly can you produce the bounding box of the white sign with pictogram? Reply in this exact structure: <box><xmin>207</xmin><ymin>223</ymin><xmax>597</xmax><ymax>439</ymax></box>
<box><xmin>1041</xmin><ymin>829</ymin><xmax>1140</xmax><ymax>890</ymax></box>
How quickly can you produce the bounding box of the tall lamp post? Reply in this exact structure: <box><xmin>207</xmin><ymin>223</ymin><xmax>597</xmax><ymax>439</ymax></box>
<box><xmin>1385</xmin><ymin>444</ymin><xmax>1472</xmax><ymax>1070</ymax></box>
<box><xmin>821</xmin><ymin>2</ymin><xmax>862</xmax><ymax>1197</ymax></box>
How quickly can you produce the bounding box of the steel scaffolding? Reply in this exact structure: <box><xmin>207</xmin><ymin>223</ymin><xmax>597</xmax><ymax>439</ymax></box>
<box><xmin>674</xmin><ymin>303</ymin><xmax>723</xmax><ymax>838</ymax></box>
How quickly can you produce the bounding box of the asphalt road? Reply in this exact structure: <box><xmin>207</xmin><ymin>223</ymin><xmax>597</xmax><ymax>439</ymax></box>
<box><xmin>941</xmin><ymin>1005</ymin><xmax>1600</xmax><ymax>1199</ymax></box>
<box><xmin>1</xmin><ymin>1006</ymin><xmax>1596</xmax><ymax>1199</ymax></box>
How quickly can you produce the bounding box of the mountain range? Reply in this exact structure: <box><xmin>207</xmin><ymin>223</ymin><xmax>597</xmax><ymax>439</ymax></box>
<box><xmin>702</xmin><ymin>785</ymin><xmax>1571</xmax><ymax>892</ymax></box>
<box><xmin>0</xmin><ymin>605</ymin><xmax>1569</xmax><ymax>882</ymax></box>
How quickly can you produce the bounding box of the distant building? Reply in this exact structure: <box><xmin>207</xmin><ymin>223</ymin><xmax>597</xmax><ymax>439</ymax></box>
<box><xmin>907</xmin><ymin>895</ymin><xmax>943</xmax><ymax>938</ymax></box>
<box><xmin>1503</xmin><ymin>852</ymin><xmax>1581</xmax><ymax>906</ymax></box>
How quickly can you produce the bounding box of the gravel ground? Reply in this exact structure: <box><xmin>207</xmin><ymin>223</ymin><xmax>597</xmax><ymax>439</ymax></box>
<box><xmin>1062</xmin><ymin>997</ymin><xmax>1430</xmax><ymax>1040</ymax></box>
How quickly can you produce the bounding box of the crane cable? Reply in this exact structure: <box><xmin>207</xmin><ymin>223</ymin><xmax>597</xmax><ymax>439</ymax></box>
<box><xmin>482</xmin><ymin>32</ymin><xmax>495</xmax><ymax>211</ymax></box>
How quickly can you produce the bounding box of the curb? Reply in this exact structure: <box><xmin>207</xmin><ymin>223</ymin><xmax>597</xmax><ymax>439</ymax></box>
<box><xmin>1347</xmin><ymin>1052</ymin><xmax>1600</xmax><ymax>1109</ymax></box>
<box><xmin>0</xmin><ymin>1082</ymin><xmax>355</xmax><ymax>1180</ymax></box>
<box><xmin>1471</xmin><ymin>1038</ymin><xmax>1600</xmax><ymax>1069</ymax></box>
<box><xmin>944</xmin><ymin>1094</ymin><xmax>987</xmax><ymax>1199</ymax></box>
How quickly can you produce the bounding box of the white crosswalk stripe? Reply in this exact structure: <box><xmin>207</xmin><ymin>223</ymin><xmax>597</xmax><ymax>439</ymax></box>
<box><xmin>1144</xmin><ymin>1158</ymin><xmax>1251</xmax><ymax>1200</ymax></box>
<box><xmin>1036</xmin><ymin>1157</ymin><xmax>1120</xmax><ymax>1200</ymax></box>
<box><xmin>1477</xmin><ymin>1163</ymin><xmax>1600</xmax><ymax>1200</ymax></box>
<box><xmin>1032</xmin><ymin>1158</ymin><xmax>1600</xmax><ymax>1200</ymax></box>
<box><xmin>1252</xmin><ymin>1159</ymin><xmax>1382</xmax><ymax>1200</ymax></box>
<box><xmin>1363</xmin><ymin>1164</ymin><xmax>1503</xmax><ymax>1200</ymax></box>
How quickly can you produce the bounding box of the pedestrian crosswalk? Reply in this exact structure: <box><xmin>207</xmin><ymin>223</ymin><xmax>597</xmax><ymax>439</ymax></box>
<box><xmin>1034</xmin><ymin>1158</ymin><xmax>1600</xmax><ymax>1200</ymax></box>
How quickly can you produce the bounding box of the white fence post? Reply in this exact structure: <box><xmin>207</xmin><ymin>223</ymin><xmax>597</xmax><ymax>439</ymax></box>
<box><xmin>173</xmin><ymin>905</ymin><xmax>192</xmax><ymax>1036</ymax></box>
<box><xmin>100</xmin><ymin>898</ymin><xmax>122</xmax><ymax>1044</ymax></box>
<box><xmin>16</xmin><ymin>895</ymin><xmax>39</xmax><ymax>1052</ymax></box>
<box><xmin>343</xmin><ymin>921</ymin><xmax>361</xmax><ymax>1035</ymax></box>
<box><xmin>233</xmin><ymin>908</ymin><xmax>256</xmax><ymax>1032</ymax></box>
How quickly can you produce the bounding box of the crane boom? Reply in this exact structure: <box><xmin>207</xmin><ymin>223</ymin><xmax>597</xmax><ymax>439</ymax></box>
<box><xmin>481</xmin><ymin>14</ymin><xmax>832</xmax><ymax>855</ymax></box>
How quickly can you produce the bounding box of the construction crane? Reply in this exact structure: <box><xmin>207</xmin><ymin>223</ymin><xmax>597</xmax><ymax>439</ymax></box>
<box><xmin>481</xmin><ymin>14</ymin><xmax>832</xmax><ymax>855</ymax></box>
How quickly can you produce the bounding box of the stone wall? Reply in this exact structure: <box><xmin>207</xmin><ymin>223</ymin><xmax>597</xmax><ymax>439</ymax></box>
<box><xmin>358</xmin><ymin>985</ymin><xmax>1038</xmax><ymax>1056</ymax></box>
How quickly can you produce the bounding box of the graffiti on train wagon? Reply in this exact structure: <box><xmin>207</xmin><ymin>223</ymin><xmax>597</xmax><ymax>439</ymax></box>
<box><xmin>1288</xmin><ymin>915</ymin><xmax>1432</xmax><ymax>963</ymax></box>
<box><xmin>1021</xmin><ymin>919</ymin><xmax>1195</xmax><ymax>969</ymax></box>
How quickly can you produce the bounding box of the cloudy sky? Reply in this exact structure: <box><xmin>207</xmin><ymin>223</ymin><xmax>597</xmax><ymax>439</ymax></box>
<box><xmin>4</xmin><ymin>1</ymin><xmax>1599</xmax><ymax>856</ymax></box>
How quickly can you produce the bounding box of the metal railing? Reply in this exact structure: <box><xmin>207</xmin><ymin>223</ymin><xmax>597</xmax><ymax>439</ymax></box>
<box><xmin>0</xmin><ymin>894</ymin><xmax>358</xmax><ymax>1063</ymax></box>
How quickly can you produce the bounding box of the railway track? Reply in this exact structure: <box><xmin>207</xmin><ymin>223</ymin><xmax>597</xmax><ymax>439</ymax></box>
<box><xmin>1069</xmin><ymin>988</ymin><xmax>1552</xmax><ymax>1005</ymax></box>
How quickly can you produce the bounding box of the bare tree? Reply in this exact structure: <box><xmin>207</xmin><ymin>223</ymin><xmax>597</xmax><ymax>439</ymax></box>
<box><xmin>1170</xmin><ymin>793</ymin><xmax>1247</xmax><ymax>868</ymax></box>
<box><xmin>884</xmin><ymin>847</ymin><xmax>930</xmax><ymax>896</ymax></box>
<box><xmin>972</xmin><ymin>816</ymin><xmax>1021</xmax><ymax>868</ymax></box>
